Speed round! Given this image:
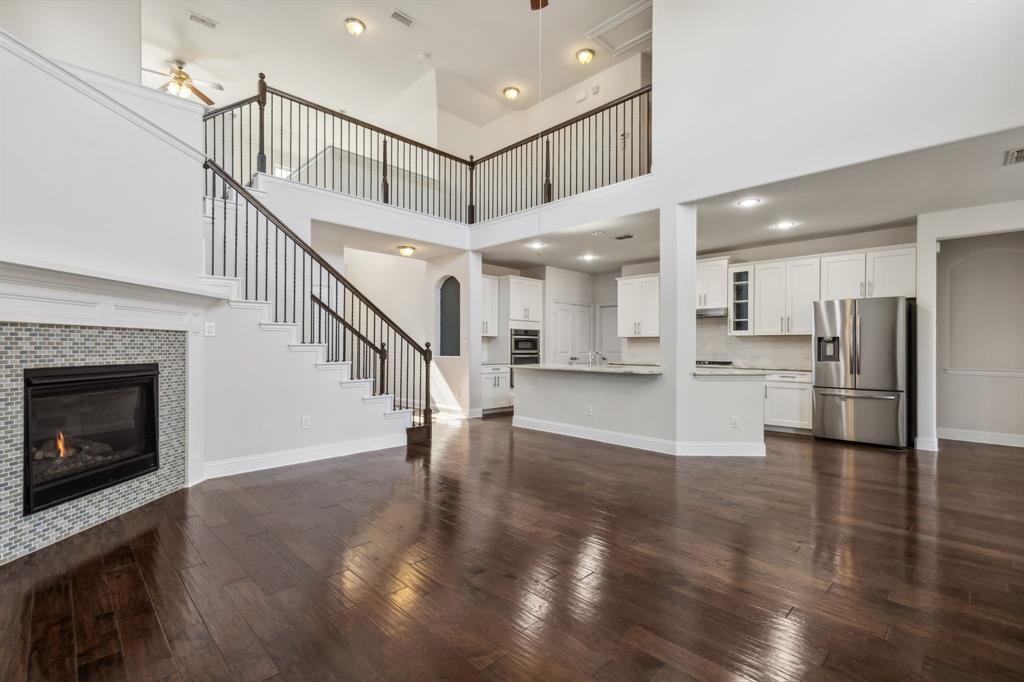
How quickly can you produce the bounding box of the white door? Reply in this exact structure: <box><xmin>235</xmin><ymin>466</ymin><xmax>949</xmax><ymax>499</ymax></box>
<box><xmin>598</xmin><ymin>305</ymin><xmax>621</xmax><ymax>362</ymax></box>
<box><xmin>786</xmin><ymin>258</ymin><xmax>820</xmax><ymax>335</ymax></box>
<box><xmin>820</xmin><ymin>253</ymin><xmax>866</xmax><ymax>300</ymax></box>
<box><xmin>551</xmin><ymin>304</ymin><xmax>573</xmax><ymax>364</ymax></box>
<box><xmin>867</xmin><ymin>247</ymin><xmax>916</xmax><ymax>297</ymax></box>
<box><xmin>764</xmin><ymin>383</ymin><xmax>812</xmax><ymax>429</ymax></box>
<box><xmin>482</xmin><ymin>276</ymin><xmax>499</xmax><ymax>336</ymax></box>
<box><xmin>754</xmin><ymin>262</ymin><xmax>787</xmax><ymax>335</ymax></box>
<box><xmin>617</xmin><ymin>278</ymin><xmax>642</xmax><ymax>336</ymax></box>
<box><xmin>702</xmin><ymin>259</ymin><xmax>729</xmax><ymax>309</ymax></box>
<box><xmin>571</xmin><ymin>306</ymin><xmax>592</xmax><ymax>356</ymax></box>
<box><xmin>640</xmin><ymin>276</ymin><xmax>660</xmax><ymax>335</ymax></box>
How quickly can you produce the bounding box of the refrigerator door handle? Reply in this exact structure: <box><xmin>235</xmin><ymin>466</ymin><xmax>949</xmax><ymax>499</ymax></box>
<box><xmin>855</xmin><ymin>313</ymin><xmax>862</xmax><ymax>375</ymax></box>
<box><xmin>818</xmin><ymin>391</ymin><xmax>897</xmax><ymax>400</ymax></box>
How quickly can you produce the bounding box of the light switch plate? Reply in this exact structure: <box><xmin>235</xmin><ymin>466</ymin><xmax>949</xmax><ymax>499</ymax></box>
<box><xmin>204</xmin><ymin>322</ymin><xmax>216</xmax><ymax>337</ymax></box>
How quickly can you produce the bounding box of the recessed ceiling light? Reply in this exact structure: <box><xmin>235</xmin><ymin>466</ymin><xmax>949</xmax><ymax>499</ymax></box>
<box><xmin>772</xmin><ymin>221</ymin><xmax>797</xmax><ymax>230</ymax></box>
<box><xmin>579</xmin><ymin>254</ymin><xmax>597</xmax><ymax>262</ymax></box>
<box><xmin>397</xmin><ymin>245</ymin><xmax>416</xmax><ymax>256</ymax></box>
<box><xmin>576</xmin><ymin>48</ymin><xmax>595</xmax><ymax>65</ymax></box>
<box><xmin>503</xmin><ymin>86</ymin><xmax>520</xmax><ymax>101</ymax></box>
<box><xmin>527</xmin><ymin>241</ymin><xmax>545</xmax><ymax>250</ymax></box>
<box><xmin>590</xmin><ymin>230</ymin><xmax>605</xmax><ymax>236</ymax></box>
<box><xmin>736</xmin><ymin>197</ymin><xmax>761</xmax><ymax>208</ymax></box>
<box><xmin>345</xmin><ymin>17</ymin><xmax>366</xmax><ymax>36</ymax></box>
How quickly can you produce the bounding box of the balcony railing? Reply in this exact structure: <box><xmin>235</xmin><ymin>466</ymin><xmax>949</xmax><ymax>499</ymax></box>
<box><xmin>204</xmin><ymin>74</ymin><xmax>650</xmax><ymax>224</ymax></box>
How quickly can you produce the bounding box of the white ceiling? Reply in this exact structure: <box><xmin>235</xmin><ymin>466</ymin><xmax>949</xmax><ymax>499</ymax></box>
<box><xmin>695</xmin><ymin>127</ymin><xmax>1024</xmax><ymax>254</ymax></box>
<box><xmin>480</xmin><ymin>210</ymin><xmax>659</xmax><ymax>273</ymax></box>
<box><xmin>311</xmin><ymin>221</ymin><xmax>461</xmax><ymax>263</ymax></box>
<box><xmin>141</xmin><ymin>0</ymin><xmax>648</xmax><ymax>122</ymax></box>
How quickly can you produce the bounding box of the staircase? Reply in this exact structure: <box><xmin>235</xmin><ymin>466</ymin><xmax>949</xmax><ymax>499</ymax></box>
<box><xmin>200</xmin><ymin>160</ymin><xmax>433</xmax><ymax>446</ymax></box>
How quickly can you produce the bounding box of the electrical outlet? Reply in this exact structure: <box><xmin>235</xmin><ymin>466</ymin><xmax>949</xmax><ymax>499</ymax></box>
<box><xmin>204</xmin><ymin>322</ymin><xmax>216</xmax><ymax>337</ymax></box>
<box><xmin>301</xmin><ymin>416</ymin><xmax>311</xmax><ymax>430</ymax></box>
<box><xmin>730</xmin><ymin>415</ymin><xmax>740</xmax><ymax>429</ymax></box>
<box><xmin>585</xmin><ymin>405</ymin><xmax>594</xmax><ymax>416</ymax></box>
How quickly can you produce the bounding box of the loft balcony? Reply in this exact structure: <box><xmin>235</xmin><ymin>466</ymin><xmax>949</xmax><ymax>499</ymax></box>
<box><xmin>203</xmin><ymin>75</ymin><xmax>651</xmax><ymax>225</ymax></box>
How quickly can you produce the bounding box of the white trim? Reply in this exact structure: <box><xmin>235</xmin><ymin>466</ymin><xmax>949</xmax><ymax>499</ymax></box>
<box><xmin>512</xmin><ymin>416</ymin><xmax>765</xmax><ymax>457</ymax></box>
<box><xmin>202</xmin><ymin>433</ymin><xmax>408</xmax><ymax>480</ymax></box>
<box><xmin>586</xmin><ymin>0</ymin><xmax>653</xmax><ymax>56</ymax></box>
<box><xmin>938</xmin><ymin>428</ymin><xmax>1024</xmax><ymax>448</ymax></box>
<box><xmin>915</xmin><ymin>436</ymin><xmax>939</xmax><ymax>451</ymax></box>
<box><xmin>0</xmin><ymin>30</ymin><xmax>205</xmax><ymax>164</ymax></box>
<box><xmin>943</xmin><ymin>367</ymin><xmax>1024</xmax><ymax>378</ymax></box>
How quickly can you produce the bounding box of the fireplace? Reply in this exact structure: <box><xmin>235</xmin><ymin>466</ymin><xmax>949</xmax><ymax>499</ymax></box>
<box><xmin>24</xmin><ymin>364</ymin><xmax>159</xmax><ymax>514</ymax></box>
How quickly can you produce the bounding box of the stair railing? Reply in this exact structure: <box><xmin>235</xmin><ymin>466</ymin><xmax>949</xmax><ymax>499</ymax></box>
<box><xmin>203</xmin><ymin>158</ymin><xmax>432</xmax><ymax>437</ymax></box>
<box><xmin>203</xmin><ymin>74</ymin><xmax>651</xmax><ymax>224</ymax></box>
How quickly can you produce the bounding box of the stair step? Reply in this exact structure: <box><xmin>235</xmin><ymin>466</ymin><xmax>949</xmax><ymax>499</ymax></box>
<box><xmin>314</xmin><ymin>361</ymin><xmax>352</xmax><ymax>372</ymax></box>
<box><xmin>287</xmin><ymin>343</ymin><xmax>325</xmax><ymax>353</ymax></box>
<box><xmin>385</xmin><ymin>408</ymin><xmax>414</xmax><ymax>420</ymax></box>
<box><xmin>340</xmin><ymin>378</ymin><xmax>374</xmax><ymax>390</ymax></box>
<box><xmin>363</xmin><ymin>394</ymin><xmax>394</xmax><ymax>410</ymax></box>
<box><xmin>228</xmin><ymin>299</ymin><xmax>273</xmax><ymax>311</ymax></box>
<box><xmin>259</xmin><ymin>322</ymin><xmax>299</xmax><ymax>333</ymax></box>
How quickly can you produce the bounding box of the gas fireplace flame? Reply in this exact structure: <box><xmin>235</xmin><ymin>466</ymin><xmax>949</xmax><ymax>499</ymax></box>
<box><xmin>56</xmin><ymin>431</ymin><xmax>67</xmax><ymax>459</ymax></box>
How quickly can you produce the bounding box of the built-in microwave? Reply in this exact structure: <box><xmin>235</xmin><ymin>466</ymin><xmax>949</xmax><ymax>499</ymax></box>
<box><xmin>511</xmin><ymin>329</ymin><xmax>540</xmax><ymax>354</ymax></box>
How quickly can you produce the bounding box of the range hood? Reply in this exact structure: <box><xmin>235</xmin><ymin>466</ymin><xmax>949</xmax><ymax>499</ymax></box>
<box><xmin>696</xmin><ymin>307</ymin><xmax>727</xmax><ymax>318</ymax></box>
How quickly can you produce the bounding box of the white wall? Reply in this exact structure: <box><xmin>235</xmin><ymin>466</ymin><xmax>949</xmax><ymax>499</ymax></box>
<box><xmin>371</xmin><ymin>70</ymin><xmax>439</xmax><ymax>147</ymax></box>
<box><xmin>916</xmin><ymin>200</ymin><xmax>1024</xmax><ymax>451</ymax></box>
<box><xmin>701</xmin><ymin>225</ymin><xmax>917</xmax><ymax>262</ymax></box>
<box><xmin>0</xmin><ymin>1</ymin><xmax>141</xmax><ymax>83</ymax></box>
<box><xmin>425</xmin><ymin>251</ymin><xmax>481</xmax><ymax>416</ymax></box>
<box><xmin>654</xmin><ymin>1</ymin><xmax>1024</xmax><ymax>203</ymax></box>
<box><xmin>1</xmin><ymin>33</ymin><xmax>204</xmax><ymax>293</ymax></box>
<box><xmin>339</xmin><ymin>248</ymin><xmax>428</xmax><ymax>342</ymax></box>
<box><xmin>935</xmin><ymin>230</ymin><xmax>1024</xmax><ymax>446</ymax></box>
<box><xmin>593</xmin><ymin>272</ymin><xmax>618</xmax><ymax>306</ymax></box>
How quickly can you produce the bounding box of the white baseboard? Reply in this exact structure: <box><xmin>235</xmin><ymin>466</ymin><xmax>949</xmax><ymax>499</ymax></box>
<box><xmin>937</xmin><ymin>428</ymin><xmax>1024</xmax><ymax>448</ymax></box>
<box><xmin>202</xmin><ymin>433</ymin><xmax>407</xmax><ymax>479</ymax></box>
<box><xmin>915</xmin><ymin>436</ymin><xmax>939</xmax><ymax>451</ymax></box>
<box><xmin>511</xmin><ymin>416</ymin><xmax>765</xmax><ymax>457</ymax></box>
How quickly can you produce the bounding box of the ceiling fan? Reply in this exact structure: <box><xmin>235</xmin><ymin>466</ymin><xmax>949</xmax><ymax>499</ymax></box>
<box><xmin>142</xmin><ymin>60</ymin><xmax>223</xmax><ymax>105</ymax></box>
<box><xmin>530</xmin><ymin>0</ymin><xmax>549</xmax><ymax>9</ymax></box>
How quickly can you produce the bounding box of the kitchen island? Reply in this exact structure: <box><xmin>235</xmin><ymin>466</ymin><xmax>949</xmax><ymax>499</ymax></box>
<box><xmin>516</xmin><ymin>363</ymin><xmax>663</xmax><ymax>375</ymax></box>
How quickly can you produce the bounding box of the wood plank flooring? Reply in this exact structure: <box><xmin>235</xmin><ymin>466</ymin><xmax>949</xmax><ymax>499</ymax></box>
<box><xmin>3</xmin><ymin>416</ymin><xmax>1023</xmax><ymax>681</ymax></box>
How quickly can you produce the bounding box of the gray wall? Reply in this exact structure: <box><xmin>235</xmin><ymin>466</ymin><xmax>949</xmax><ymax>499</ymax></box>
<box><xmin>937</xmin><ymin>231</ymin><xmax>1024</xmax><ymax>439</ymax></box>
<box><xmin>1</xmin><ymin>323</ymin><xmax>187</xmax><ymax>565</ymax></box>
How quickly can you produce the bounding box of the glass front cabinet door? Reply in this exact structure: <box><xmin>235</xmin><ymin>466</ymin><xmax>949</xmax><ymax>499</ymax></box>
<box><xmin>728</xmin><ymin>265</ymin><xmax>753</xmax><ymax>336</ymax></box>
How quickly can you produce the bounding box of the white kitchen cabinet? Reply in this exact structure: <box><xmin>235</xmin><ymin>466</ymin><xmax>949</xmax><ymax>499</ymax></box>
<box><xmin>820</xmin><ymin>252</ymin><xmax>866</xmax><ymax>300</ymax></box>
<box><xmin>617</xmin><ymin>274</ymin><xmax>659</xmax><ymax>337</ymax></box>
<box><xmin>728</xmin><ymin>265</ymin><xmax>753</xmax><ymax>335</ymax></box>
<box><xmin>786</xmin><ymin>258</ymin><xmax>820</xmax><ymax>335</ymax></box>
<box><xmin>481</xmin><ymin>366</ymin><xmax>511</xmax><ymax>409</ymax></box>
<box><xmin>481</xmin><ymin>275</ymin><xmax>499</xmax><ymax>337</ymax></box>
<box><xmin>764</xmin><ymin>374</ymin><xmax>812</xmax><ymax>430</ymax></box>
<box><xmin>867</xmin><ymin>247</ymin><xmax>916</xmax><ymax>297</ymax></box>
<box><xmin>508</xmin><ymin>277</ymin><xmax>543</xmax><ymax>322</ymax></box>
<box><xmin>696</xmin><ymin>257</ymin><xmax>729</xmax><ymax>310</ymax></box>
<box><xmin>753</xmin><ymin>262</ymin><xmax>787</xmax><ymax>335</ymax></box>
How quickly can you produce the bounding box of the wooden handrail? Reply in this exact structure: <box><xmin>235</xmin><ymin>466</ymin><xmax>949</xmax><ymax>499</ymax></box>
<box><xmin>203</xmin><ymin>94</ymin><xmax>258</xmax><ymax>119</ymax></box>
<box><xmin>203</xmin><ymin>158</ymin><xmax>429</xmax><ymax>356</ymax></box>
<box><xmin>310</xmin><ymin>294</ymin><xmax>382</xmax><ymax>355</ymax></box>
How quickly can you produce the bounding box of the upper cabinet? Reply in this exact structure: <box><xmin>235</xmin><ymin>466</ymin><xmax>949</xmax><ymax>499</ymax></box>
<box><xmin>696</xmin><ymin>257</ymin><xmax>729</xmax><ymax>310</ymax></box>
<box><xmin>753</xmin><ymin>258</ymin><xmax>819</xmax><ymax>335</ymax></box>
<box><xmin>820</xmin><ymin>247</ymin><xmax>916</xmax><ymax>300</ymax></box>
<box><xmin>508</xmin><ymin>277</ymin><xmax>543</xmax><ymax>323</ymax></box>
<box><xmin>820</xmin><ymin>252</ymin><xmax>867</xmax><ymax>300</ymax></box>
<box><xmin>727</xmin><ymin>265</ymin><xmax>753</xmax><ymax>335</ymax></box>
<box><xmin>866</xmin><ymin>247</ymin><xmax>916</xmax><ymax>298</ymax></box>
<box><xmin>618</xmin><ymin>274</ymin><xmax>659</xmax><ymax>337</ymax></box>
<box><xmin>481</xmin><ymin>275</ymin><xmax>499</xmax><ymax>336</ymax></box>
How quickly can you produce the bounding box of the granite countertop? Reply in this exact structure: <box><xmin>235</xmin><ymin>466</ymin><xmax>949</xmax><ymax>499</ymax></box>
<box><xmin>692</xmin><ymin>366</ymin><xmax>811</xmax><ymax>379</ymax></box>
<box><xmin>515</xmin><ymin>363</ymin><xmax>663</xmax><ymax>375</ymax></box>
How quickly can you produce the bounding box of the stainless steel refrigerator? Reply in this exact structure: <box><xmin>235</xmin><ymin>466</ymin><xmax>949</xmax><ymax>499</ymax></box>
<box><xmin>812</xmin><ymin>296</ymin><xmax>914</xmax><ymax>448</ymax></box>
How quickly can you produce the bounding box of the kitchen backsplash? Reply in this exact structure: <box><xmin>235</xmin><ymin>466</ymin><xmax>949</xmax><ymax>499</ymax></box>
<box><xmin>697</xmin><ymin>317</ymin><xmax>812</xmax><ymax>370</ymax></box>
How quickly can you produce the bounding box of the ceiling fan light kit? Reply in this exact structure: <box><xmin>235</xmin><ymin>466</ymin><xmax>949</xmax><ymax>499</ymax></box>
<box><xmin>345</xmin><ymin>17</ymin><xmax>366</xmax><ymax>36</ymax></box>
<box><xmin>576</xmin><ymin>48</ymin><xmax>595</xmax><ymax>65</ymax></box>
<box><xmin>503</xmin><ymin>86</ymin><xmax>520</xmax><ymax>101</ymax></box>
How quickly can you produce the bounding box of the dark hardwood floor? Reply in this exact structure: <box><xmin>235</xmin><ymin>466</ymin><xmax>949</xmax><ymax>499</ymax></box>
<box><xmin>3</xmin><ymin>416</ymin><xmax>1023</xmax><ymax>681</ymax></box>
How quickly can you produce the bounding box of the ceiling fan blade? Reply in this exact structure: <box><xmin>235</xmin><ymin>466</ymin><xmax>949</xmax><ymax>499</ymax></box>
<box><xmin>188</xmin><ymin>83</ymin><xmax>215</xmax><ymax>106</ymax></box>
<box><xmin>143</xmin><ymin>67</ymin><xmax>171</xmax><ymax>77</ymax></box>
<box><xmin>158</xmin><ymin>81</ymin><xmax>174</xmax><ymax>93</ymax></box>
<box><xmin>530</xmin><ymin>0</ymin><xmax>549</xmax><ymax>9</ymax></box>
<box><xmin>190</xmin><ymin>77</ymin><xmax>224</xmax><ymax>91</ymax></box>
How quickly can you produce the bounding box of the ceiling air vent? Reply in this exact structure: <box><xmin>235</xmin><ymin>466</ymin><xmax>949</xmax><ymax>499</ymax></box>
<box><xmin>390</xmin><ymin>10</ymin><xmax>414</xmax><ymax>27</ymax></box>
<box><xmin>614</xmin><ymin>234</ymin><xmax>635</xmax><ymax>240</ymax></box>
<box><xmin>1004</xmin><ymin>147</ymin><xmax>1024</xmax><ymax>166</ymax></box>
<box><xmin>188</xmin><ymin>11</ymin><xmax>218</xmax><ymax>30</ymax></box>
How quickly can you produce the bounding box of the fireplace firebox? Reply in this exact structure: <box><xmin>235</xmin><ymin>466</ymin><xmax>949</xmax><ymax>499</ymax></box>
<box><xmin>24</xmin><ymin>364</ymin><xmax>159</xmax><ymax>514</ymax></box>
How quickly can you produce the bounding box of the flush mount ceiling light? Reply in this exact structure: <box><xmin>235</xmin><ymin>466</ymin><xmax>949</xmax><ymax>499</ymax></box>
<box><xmin>527</xmin><ymin>241</ymin><xmax>545</xmax><ymax>250</ymax></box>
<box><xmin>772</xmin><ymin>221</ymin><xmax>797</xmax><ymax>230</ymax></box>
<box><xmin>576</xmin><ymin>48</ymin><xmax>595</xmax><ymax>65</ymax></box>
<box><xmin>503</xmin><ymin>86</ymin><xmax>520</xmax><ymax>101</ymax></box>
<box><xmin>579</xmin><ymin>254</ymin><xmax>598</xmax><ymax>262</ymax></box>
<box><xmin>397</xmin><ymin>245</ymin><xmax>416</xmax><ymax>256</ymax></box>
<box><xmin>345</xmin><ymin>17</ymin><xmax>366</xmax><ymax>36</ymax></box>
<box><xmin>736</xmin><ymin>197</ymin><xmax>761</xmax><ymax>208</ymax></box>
